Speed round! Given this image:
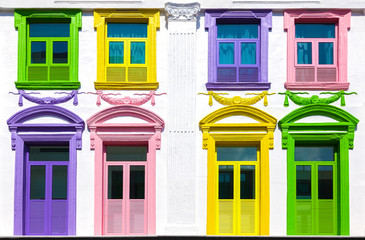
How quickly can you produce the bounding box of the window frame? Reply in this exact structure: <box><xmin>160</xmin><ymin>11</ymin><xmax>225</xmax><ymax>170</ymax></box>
<box><xmin>199</xmin><ymin>105</ymin><xmax>277</xmax><ymax>235</ymax></box>
<box><xmin>94</xmin><ymin>10</ymin><xmax>160</xmax><ymax>90</ymax></box>
<box><xmin>7</xmin><ymin>105</ymin><xmax>84</xmax><ymax>235</ymax></box>
<box><xmin>14</xmin><ymin>10</ymin><xmax>82</xmax><ymax>90</ymax></box>
<box><xmin>205</xmin><ymin>10</ymin><xmax>272</xmax><ymax>91</ymax></box>
<box><xmin>284</xmin><ymin>10</ymin><xmax>351</xmax><ymax>90</ymax></box>
<box><xmin>279</xmin><ymin>104</ymin><xmax>359</xmax><ymax>235</ymax></box>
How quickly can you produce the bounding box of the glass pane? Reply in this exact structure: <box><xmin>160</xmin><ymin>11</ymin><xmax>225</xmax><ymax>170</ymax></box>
<box><xmin>107</xmin><ymin>23</ymin><xmax>147</xmax><ymax>38</ymax></box>
<box><xmin>108</xmin><ymin>166</ymin><xmax>123</xmax><ymax>199</ymax></box>
<box><xmin>219</xmin><ymin>42</ymin><xmax>234</xmax><ymax>64</ymax></box>
<box><xmin>29</xmin><ymin>146</ymin><xmax>69</xmax><ymax>161</ymax></box>
<box><xmin>29</xmin><ymin>23</ymin><xmax>70</xmax><ymax>37</ymax></box>
<box><xmin>31</xmin><ymin>41</ymin><xmax>46</xmax><ymax>64</ymax></box>
<box><xmin>295</xmin><ymin>24</ymin><xmax>335</xmax><ymax>38</ymax></box>
<box><xmin>297</xmin><ymin>42</ymin><xmax>312</xmax><ymax>64</ymax></box>
<box><xmin>106</xmin><ymin>146</ymin><xmax>147</xmax><ymax>161</ymax></box>
<box><xmin>240</xmin><ymin>165</ymin><xmax>255</xmax><ymax>199</ymax></box>
<box><xmin>30</xmin><ymin>165</ymin><xmax>46</xmax><ymax>199</ymax></box>
<box><xmin>217</xmin><ymin>147</ymin><xmax>257</xmax><ymax>161</ymax></box>
<box><xmin>296</xmin><ymin>165</ymin><xmax>311</xmax><ymax>199</ymax></box>
<box><xmin>53</xmin><ymin>41</ymin><xmax>68</xmax><ymax>64</ymax></box>
<box><xmin>241</xmin><ymin>42</ymin><xmax>256</xmax><ymax>64</ymax></box>
<box><xmin>130</xmin><ymin>42</ymin><xmax>145</xmax><ymax>64</ymax></box>
<box><xmin>219</xmin><ymin>165</ymin><xmax>234</xmax><ymax>199</ymax></box>
<box><xmin>109</xmin><ymin>42</ymin><xmax>124</xmax><ymax>64</ymax></box>
<box><xmin>130</xmin><ymin>166</ymin><xmax>145</xmax><ymax>199</ymax></box>
<box><xmin>52</xmin><ymin>165</ymin><xmax>67</xmax><ymax>199</ymax></box>
<box><xmin>295</xmin><ymin>146</ymin><xmax>334</xmax><ymax>161</ymax></box>
<box><xmin>318</xmin><ymin>166</ymin><xmax>333</xmax><ymax>199</ymax></box>
<box><xmin>319</xmin><ymin>42</ymin><xmax>334</xmax><ymax>64</ymax></box>
<box><xmin>217</xmin><ymin>24</ymin><xmax>258</xmax><ymax>39</ymax></box>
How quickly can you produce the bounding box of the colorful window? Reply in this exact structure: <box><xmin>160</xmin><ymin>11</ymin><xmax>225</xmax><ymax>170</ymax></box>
<box><xmin>199</xmin><ymin>105</ymin><xmax>277</xmax><ymax>235</ymax></box>
<box><xmin>279</xmin><ymin>104</ymin><xmax>359</xmax><ymax>235</ymax></box>
<box><xmin>205</xmin><ymin>10</ymin><xmax>272</xmax><ymax>91</ymax></box>
<box><xmin>284</xmin><ymin>10</ymin><xmax>351</xmax><ymax>90</ymax></box>
<box><xmin>7</xmin><ymin>105</ymin><xmax>84</xmax><ymax>235</ymax></box>
<box><xmin>94</xmin><ymin>10</ymin><xmax>159</xmax><ymax>90</ymax></box>
<box><xmin>14</xmin><ymin>10</ymin><xmax>82</xmax><ymax>90</ymax></box>
<box><xmin>87</xmin><ymin>105</ymin><xmax>164</xmax><ymax>235</ymax></box>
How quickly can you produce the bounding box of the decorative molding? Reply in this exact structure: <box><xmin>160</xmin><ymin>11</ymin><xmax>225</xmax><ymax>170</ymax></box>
<box><xmin>87</xmin><ymin>90</ymin><xmax>166</xmax><ymax>106</ymax></box>
<box><xmin>233</xmin><ymin>0</ymin><xmax>320</xmax><ymax>2</ymax></box>
<box><xmin>10</xmin><ymin>90</ymin><xmax>79</xmax><ymax>106</ymax></box>
<box><xmin>279</xmin><ymin>90</ymin><xmax>357</xmax><ymax>107</ymax></box>
<box><xmin>55</xmin><ymin>0</ymin><xmax>142</xmax><ymax>3</ymax></box>
<box><xmin>279</xmin><ymin>104</ymin><xmax>359</xmax><ymax>149</ymax></box>
<box><xmin>7</xmin><ymin>105</ymin><xmax>85</xmax><ymax>150</ymax></box>
<box><xmin>165</xmin><ymin>2</ymin><xmax>200</xmax><ymax>21</ymax></box>
<box><xmin>199</xmin><ymin>91</ymin><xmax>275</xmax><ymax>106</ymax></box>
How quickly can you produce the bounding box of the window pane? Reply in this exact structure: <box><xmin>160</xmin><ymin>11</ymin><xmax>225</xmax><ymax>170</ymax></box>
<box><xmin>297</xmin><ymin>42</ymin><xmax>312</xmax><ymax>64</ymax></box>
<box><xmin>31</xmin><ymin>41</ymin><xmax>46</xmax><ymax>64</ymax></box>
<box><xmin>53</xmin><ymin>42</ymin><xmax>68</xmax><ymax>64</ymax></box>
<box><xmin>241</xmin><ymin>42</ymin><xmax>256</xmax><ymax>64</ymax></box>
<box><xmin>52</xmin><ymin>165</ymin><xmax>67</xmax><ymax>199</ymax></box>
<box><xmin>217</xmin><ymin>147</ymin><xmax>257</xmax><ymax>161</ymax></box>
<box><xmin>29</xmin><ymin>23</ymin><xmax>70</xmax><ymax>37</ymax></box>
<box><xmin>296</xmin><ymin>165</ymin><xmax>311</xmax><ymax>199</ymax></box>
<box><xmin>295</xmin><ymin>24</ymin><xmax>335</xmax><ymax>38</ymax></box>
<box><xmin>240</xmin><ymin>165</ymin><xmax>255</xmax><ymax>199</ymax></box>
<box><xmin>29</xmin><ymin>146</ymin><xmax>69</xmax><ymax>161</ymax></box>
<box><xmin>130</xmin><ymin>42</ymin><xmax>145</xmax><ymax>64</ymax></box>
<box><xmin>106</xmin><ymin>146</ymin><xmax>147</xmax><ymax>161</ymax></box>
<box><xmin>219</xmin><ymin>165</ymin><xmax>234</xmax><ymax>199</ymax></box>
<box><xmin>217</xmin><ymin>24</ymin><xmax>258</xmax><ymax>39</ymax></box>
<box><xmin>130</xmin><ymin>166</ymin><xmax>145</xmax><ymax>199</ymax></box>
<box><xmin>219</xmin><ymin>42</ymin><xmax>234</xmax><ymax>64</ymax></box>
<box><xmin>318</xmin><ymin>166</ymin><xmax>333</xmax><ymax>199</ymax></box>
<box><xmin>109</xmin><ymin>42</ymin><xmax>124</xmax><ymax>64</ymax></box>
<box><xmin>295</xmin><ymin>146</ymin><xmax>334</xmax><ymax>161</ymax></box>
<box><xmin>319</xmin><ymin>42</ymin><xmax>334</xmax><ymax>64</ymax></box>
<box><xmin>107</xmin><ymin>23</ymin><xmax>147</xmax><ymax>38</ymax></box>
<box><xmin>30</xmin><ymin>165</ymin><xmax>46</xmax><ymax>199</ymax></box>
<box><xmin>108</xmin><ymin>166</ymin><xmax>123</xmax><ymax>199</ymax></box>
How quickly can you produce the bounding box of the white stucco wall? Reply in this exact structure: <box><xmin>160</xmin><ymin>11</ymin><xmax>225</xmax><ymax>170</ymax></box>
<box><xmin>0</xmin><ymin>1</ymin><xmax>364</xmax><ymax>237</ymax></box>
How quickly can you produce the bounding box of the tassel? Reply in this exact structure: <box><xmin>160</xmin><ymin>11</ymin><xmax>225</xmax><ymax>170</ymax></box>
<box><xmin>73</xmin><ymin>91</ymin><xmax>78</xmax><ymax>106</ymax></box>
<box><xmin>264</xmin><ymin>94</ymin><xmax>268</xmax><ymax>106</ymax></box>
<box><xmin>341</xmin><ymin>94</ymin><xmax>345</xmax><ymax>106</ymax></box>
<box><xmin>97</xmin><ymin>93</ymin><xmax>101</xmax><ymax>106</ymax></box>
<box><xmin>209</xmin><ymin>94</ymin><xmax>213</xmax><ymax>106</ymax></box>
<box><xmin>151</xmin><ymin>94</ymin><xmax>155</xmax><ymax>106</ymax></box>
<box><xmin>18</xmin><ymin>90</ymin><xmax>24</xmax><ymax>106</ymax></box>
<box><xmin>284</xmin><ymin>94</ymin><xmax>289</xmax><ymax>107</ymax></box>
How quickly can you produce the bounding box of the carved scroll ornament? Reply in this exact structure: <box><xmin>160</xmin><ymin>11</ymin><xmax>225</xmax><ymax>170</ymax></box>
<box><xmin>10</xmin><ymin>90</ymin><xmax>79</xmax><ymax>106</ymax></box>
<box><xmin>279</xmin><ymin>90</ymin><xmax>357</xmax><ymax>107</ymax></box>
<box><xmin>199</xmin><ymin>91</ymin><xmax>275</xmax><ymax>106</ymax></box>
<box><xmin>88</xmin><ymin>90</ymin><xmax>166</xmax><ymax>106</ymax></box>
<box><xmin>165</xmin><ymin>2</ymin><xmax>200</xmax><ymax>20</ymax></box>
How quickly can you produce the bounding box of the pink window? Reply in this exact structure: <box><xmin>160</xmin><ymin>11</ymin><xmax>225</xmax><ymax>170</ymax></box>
<box><xmin>87</xmin><ymin>105</ymin><xmax>164</xmax><ymax>236</ymax></box>
<box><xmin>284</xmin><ymin>10</ymin><xmax>351</xmax><ymax>90</ymax></box>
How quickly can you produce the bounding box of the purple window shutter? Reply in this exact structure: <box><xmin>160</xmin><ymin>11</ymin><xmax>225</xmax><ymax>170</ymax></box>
<box><xmin>27</xmin><ymin>201</ymin><xmax>47</xmax><ymax>235</ymax></box>
<box><xmin>51</xmin><ymin>200</ymin><xmax>68</xmax><ymax>234</ymax></box>
<box><xmin>205</xmin><ymin>10</ymin><xmax>272</xmax><ymax>91</ymax></box>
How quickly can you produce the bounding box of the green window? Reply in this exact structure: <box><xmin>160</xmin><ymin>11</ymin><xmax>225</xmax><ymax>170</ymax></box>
<box><xmin>14</xmin><ymin>10</ymin><xmax>82</xmax><ymax>90</ymax></box>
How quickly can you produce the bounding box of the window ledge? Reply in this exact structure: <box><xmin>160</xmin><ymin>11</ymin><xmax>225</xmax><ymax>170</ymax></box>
<box><xmin>206</xmin><ymin>82</ymin><xmax>271</xmax><ymax>91</ymax></box>
<box><xmin>284</xmin><ymin>82</ymin><xmax>349</xmax><ymax>91</ymax></box>
<box><xmin>94</xmin><ymin>82</ymin><xmax>159</xmax><ymax>90</ymax></box>
<box><xmin>15</xmin><ymin>81</ymin><xmax>80</xmax><ymax>90</ymax></box>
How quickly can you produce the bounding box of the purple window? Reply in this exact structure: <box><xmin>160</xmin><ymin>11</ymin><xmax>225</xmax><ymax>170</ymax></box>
<box><xmin>7</xmin><ymin>105</ymin><xmax>84</xmax><ymax>236</ymax></box>
<box><xmin>205</xmin><ymin>10</ymin><xmax>272</xmax><ymax>91</ymax></box>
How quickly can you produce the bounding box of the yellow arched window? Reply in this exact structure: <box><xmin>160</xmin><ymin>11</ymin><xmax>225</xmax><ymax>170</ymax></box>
<box><xmin>199</xmin><ymin>105</ymin><xmax>276</xmax><ymax>235</ymax></box>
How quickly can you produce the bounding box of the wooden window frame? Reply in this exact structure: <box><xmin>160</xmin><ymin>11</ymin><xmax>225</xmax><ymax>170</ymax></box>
<box><xmin>284</xmin><ymin>10</ymin><xmax>351</xmax><ymax>90</ymax></box>
<box><xmin>14</xmin><ymin>10</ymin><xmax>82</xmax><ymax>90</ymax></box>
<box><xmin>94</xmin><ymin>10</ymin><xmax>159</xmax><ymax>90</ymax></box>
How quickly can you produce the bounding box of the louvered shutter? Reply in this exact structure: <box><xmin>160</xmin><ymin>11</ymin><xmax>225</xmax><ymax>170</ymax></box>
<box><xmin>295</xmin><ymin>201</ymin><xmax>313</xmax><ymax>234</ymax></box>
<box><xmin>106</xmin><ymin>67</ymin><xmax>126</xmax><ymax>82</ymax></box>
<box><xmin>50</xmin><ymin>66</ymin><xmax>70</xmax><ymax>81</ymax></box>
<box><xmin>129</xmin><ymin>200</ymin><xmax>145</xmax><ymax>233</ymax></box>
<box><xmin>295</xmin><ymin>67</ymin><xmax>315</xmax><ymax>82</ymax></box>
<box><xmin>317</xmin><ymin>68</ymin><xmax>337</xmax><ymax>82</ymax></box>
<box><xmin>239</xmin><ymin>67</ymin><xmax>259</xmax><ymax>82</ymax></box>
<box><xmin>128</xmin><ymin>67</ymin><xmax>147</xmax><ymax>82</ymax></box>
<box><xmin>51</xmin><ymin>200</ymin><xmax>68</xmax><ymax>234</ymax></box>
<box><xmin>217</xmin><ymin>67</ymin><xmax>237</xmax><ymax>82</ymax></box>
<box><xmin>318</xmin><ymin>200</ymin><xmax>336</xmax><ymax>234</ymax></box>
<box><xmin>28</xmin><ymin>66</ymin><xmax>48</xmax><ymax>81</ymax></box>
<box><xmin>240</xmin><ymin>200</ymin><xmax>256</xmax><ymax>234</ymax></box>
<box><xmin>106</xmin><ymin>200</ymin><xmax>124</xmax><ymax>234</ymax></box>
<box><xmin>28</xmin><ymin>201</ymin><xmax>47</xmax><ymax>234</ymax></box>
<box><xmin>219</xmin><ymin>200</ymin><xmax>234</xmax><ymax>234</ymax></box>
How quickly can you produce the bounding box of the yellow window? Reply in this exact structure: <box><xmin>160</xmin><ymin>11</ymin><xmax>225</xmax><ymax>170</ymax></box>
<box><xmin>94</xmin><ymin>10</ymin><xmax>159</xmax><ymax>90</ymax></box>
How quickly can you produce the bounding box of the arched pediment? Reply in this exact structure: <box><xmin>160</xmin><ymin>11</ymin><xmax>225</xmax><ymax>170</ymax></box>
<box><xmin>279</xmin><ymin>104</ymin><xmax>359</xmax><ymax>128</ymax></box>
<box><xmin>7</xmin><ymin>105</ymin><xmax>84</xmax><ymax>126</ymax></box>
<box><xmin>87</xmin><ymin>105</ymin><xmax>164</xmax><ymax>128</ymax></box>
<box><xmin>199</xmin><ymin>105</ymin><xmax>277</xmax><ymax>126</ymax></box>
